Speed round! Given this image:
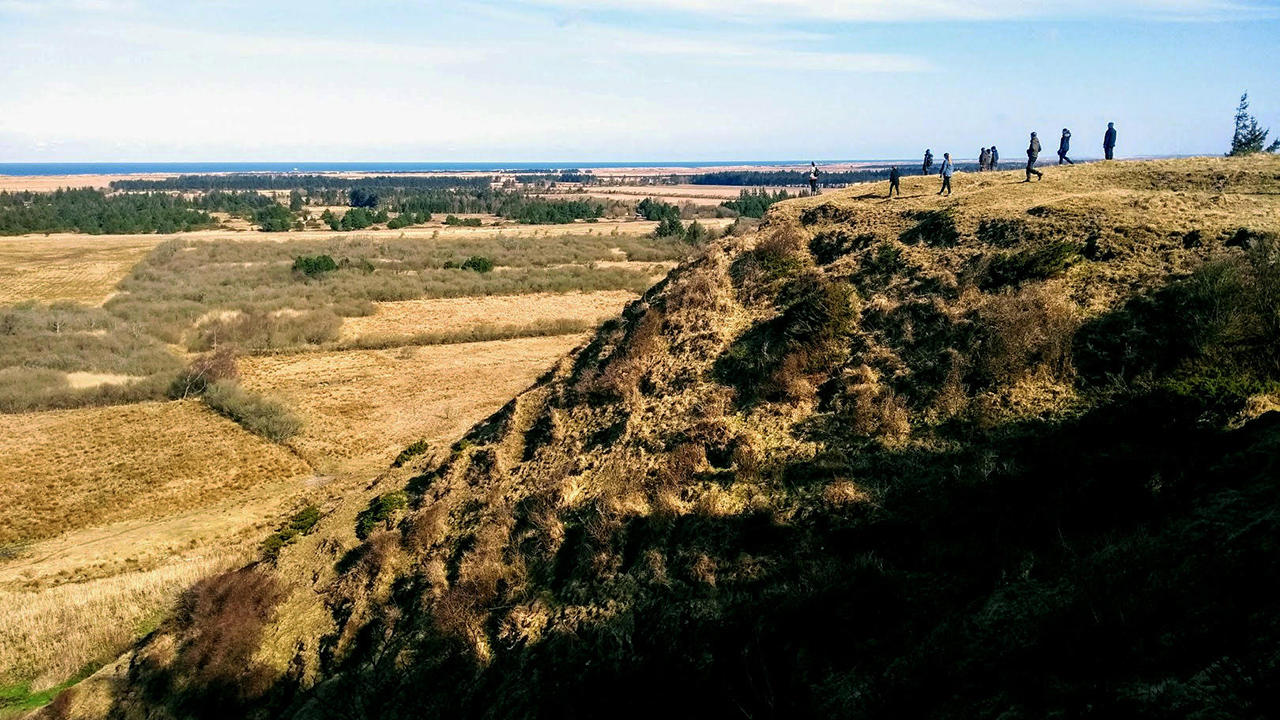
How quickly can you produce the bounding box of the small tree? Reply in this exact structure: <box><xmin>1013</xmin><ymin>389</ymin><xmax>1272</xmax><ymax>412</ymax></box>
<box><xmin>288</xmin><ymin>190</ymin><xmax>303</xmax><ymax>211</ymax></box>
<box><xmin>656</xmin><ymin>216</ymin><xmax>684</xmax><ymax>238</ymax></box>
<box><xmin>1228</xmin><ymin>92</ymin><xmax>1280</xmax><ymax>156</ymax></box>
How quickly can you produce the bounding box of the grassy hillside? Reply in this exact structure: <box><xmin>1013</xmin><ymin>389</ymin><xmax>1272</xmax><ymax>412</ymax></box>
<box><xmin>72</xmin><ymin>157</ymin><xmax>1280</xmax><ymax>720</ymax></box>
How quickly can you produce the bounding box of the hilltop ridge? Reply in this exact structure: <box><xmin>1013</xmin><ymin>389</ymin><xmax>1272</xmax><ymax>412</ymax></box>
<box><xmin>66</xmin><ymin>156</ymin><xmax>1280</xmax><ymax>719</ymax></box>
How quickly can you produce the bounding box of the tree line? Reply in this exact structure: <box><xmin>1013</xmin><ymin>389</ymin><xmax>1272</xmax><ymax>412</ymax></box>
<box><xmin>109</xmin><ymin>174</ymin><xmax>495</xmax><ymax>192</ymax></box>
<box><xmin>0</xmin><ymin>189</ymin><xmax>274</xmax><ymax>235</ymax></box>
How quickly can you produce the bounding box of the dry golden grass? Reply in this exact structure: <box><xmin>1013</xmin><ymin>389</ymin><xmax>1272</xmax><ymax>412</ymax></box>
<box><xmin>0</xmin><ymin>234</ymin><xmax>159</xmax><ymax>305</ymax></box>
<box><xmin>337</xmin><ymin>290</ymin><xmax>637</xmax><ymax>342</ymax></box>
<box><xmin>0</xmin><ymin>553</ymin><xmax>239</xmax><ymax>691</ymax></box>
<box><xmin>784</xmin><ymin>156</ymin><xmax>1280</xmax><ymax>239</ymax></box>
<box><xmin>238</xmin><ymin>335</ymin><xmax>590</xmax><ymax>475</ymax></box>
<box><xmin>0</xmin><ymin>400</ymin><xmax>311</xmax><ymax>545</ymax></box>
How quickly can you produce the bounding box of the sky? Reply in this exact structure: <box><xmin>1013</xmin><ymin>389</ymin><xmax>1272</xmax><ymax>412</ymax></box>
<box><xmin>1</xmin><ymin>0</ymin><xmax>1278</xmax><ymax>162</ymax></box>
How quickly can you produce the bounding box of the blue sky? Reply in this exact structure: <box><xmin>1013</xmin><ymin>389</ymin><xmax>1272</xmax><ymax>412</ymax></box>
<box><xmin>2</xmin><ymin>0</ymin><xmax>1278</xmax><ymax>161</ymax></box>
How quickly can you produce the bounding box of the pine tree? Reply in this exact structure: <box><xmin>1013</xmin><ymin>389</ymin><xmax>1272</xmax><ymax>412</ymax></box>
<box><xmin>1228</xmin><ymin>92</ymin><xmax>1280</xmax><ymax>156</ymax></box>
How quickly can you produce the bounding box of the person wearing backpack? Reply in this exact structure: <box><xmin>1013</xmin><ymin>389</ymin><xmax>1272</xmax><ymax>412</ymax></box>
<box><xmin>888</xmin><ymin>166</ymin><xmax>901</xmax><ymax>197</ymax></box>
<box><xmin>1058</xmin><ymin>128</ymin><xmax>1074</xmax><ymax>164</ymax></box>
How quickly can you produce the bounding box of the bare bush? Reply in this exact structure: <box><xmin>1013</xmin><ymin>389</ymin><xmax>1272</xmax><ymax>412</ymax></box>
<box><xmin>168</xmin><ymin>567</ymin><xmax>287</xmax><ymax>703</ymax></box>
<box><xmin>170</xmin><ymin>347</ymin><xmax>239</xmax><ymax>399</ymax></box>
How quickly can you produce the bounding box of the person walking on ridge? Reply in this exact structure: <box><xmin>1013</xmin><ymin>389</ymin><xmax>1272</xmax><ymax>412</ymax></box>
<box><xmin>1058</xmin><ymin>128</ymin><xmax>1073</xmax><ymax>164</ymax></box>
<box><xmin>990</xmin><ymin>145</ymin><xmax>999</xmax><ymax>170</ymax></box>
<box><xmin>888</xmin><ymin>165</ymin><xmax>901</xmax><ymax>197</ymax></box>
<box><xmin>1103</xmin><ymin>122</ymin><xmax>1117</xmax><ymax>160</ymax></box>
<box><xmin>1025</xmin><ymin>132</ymin><xmax>1043</xmax><ymax>182</ymax></box>
<box><xmin>938</xmin><ymin>153</ymin><xmax>954</xmax><ymax>196</ymax></box>
<box><xmin>808</xmin><ymin>162</ymin><xmax>820</xmax><ymax>194</ymax></box>
<box><xmin>923</xmin><ymin>149</ymin><xmax>934</xmax><ymax>175</ymax></box>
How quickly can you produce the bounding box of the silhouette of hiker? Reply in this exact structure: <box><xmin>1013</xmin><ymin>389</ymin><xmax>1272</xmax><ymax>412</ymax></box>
<box><xmin>888</xmin><ymin>166</ymin><xmax>901</xmax><ymax>197</ymax></box>
<box><xmin>990</xmin><ymin>145</ymin><xmax>999</xmax><ymax>170</ymax></box>
<box><xmin>979</xmin><ymin>147</ymin><xmax>990</xmax><ymax>171</ymax></box>
<box><xmin>923</xmin><ymin>149</ymin><xmax>934</xmax><ymax>175</ymax></box>
<box><xmin>1058</xmin><ymin>128</ymin><xmax>1073</xmax><ymax>164</ymax></box>
<box><xmin>1025</xmin><ymin>133</ymin><xmax>1043</xmax><ymax>182</ymax></box>
<box><xmin>808</xmin><ymin>162</ymin><xmax>820</xmax><ymax>194</ymax></box>
<box><xmin>1104</xmin><ymin>122</ymin><xmax>1117</xmax><ymax>160</ymax></box>
<box><xmin>938</xmin><ymin>153</ymin><xmax>953</xmax><ymax>196</ymax></box>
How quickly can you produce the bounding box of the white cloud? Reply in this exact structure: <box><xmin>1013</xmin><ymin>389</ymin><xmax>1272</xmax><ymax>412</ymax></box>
<box><xmin>514</xmin><ymin>0</ymin><xmax>1280</xmax><ymax>22</ymax></box>
<box><xmin>0</xmin><ymin>0</ymin><xmax>138</xmax><ymax>14</ymax></box>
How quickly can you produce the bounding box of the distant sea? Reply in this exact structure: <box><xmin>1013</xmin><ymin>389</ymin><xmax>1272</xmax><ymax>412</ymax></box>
<box><xmin>0</xmin><ymin>161</ymin><xmax>816</xmax><ymax>176</ymax></box>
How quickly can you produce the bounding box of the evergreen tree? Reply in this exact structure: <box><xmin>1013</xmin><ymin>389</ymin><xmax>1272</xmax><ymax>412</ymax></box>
<box><xmin>288</xmin><ymin>190</ymin><xmax>304</xmax><ymax>211</ymax></box>
<box><xmin>1228</xmin><ymin>92</ymin><xmax>1280</xmax><ymax>156</ymax></box>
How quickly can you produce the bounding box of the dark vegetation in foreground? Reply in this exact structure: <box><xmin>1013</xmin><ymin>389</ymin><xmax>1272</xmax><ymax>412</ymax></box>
<box><xmin>108</xmin><ymin>158</ymin><xmax>1280</xmax><ymax>720</ymax></box>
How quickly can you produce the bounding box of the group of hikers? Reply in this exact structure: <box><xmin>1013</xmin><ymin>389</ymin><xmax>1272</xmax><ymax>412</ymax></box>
<box><xmin>877</xmin><ymin>122</ymin><xmax>1119</xmax><ymax>198</ymax></box>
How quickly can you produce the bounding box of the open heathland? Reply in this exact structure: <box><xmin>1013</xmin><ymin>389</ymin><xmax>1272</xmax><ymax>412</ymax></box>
<box><xmin>61</xmin><ymin>155</ymin><xmax>1280</xmax><ymax>720</ymax></box>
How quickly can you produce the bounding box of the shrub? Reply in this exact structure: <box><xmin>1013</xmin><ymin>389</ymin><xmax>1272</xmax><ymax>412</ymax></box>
<box><xmin>444</xmin><ymin>215</ymin><xmax>482</xmax><ymax>227</ymax></box>
<box><xmin>202</xmin><ymin>381</ymin><xmax>301</xmax><ymax>442</ymax></box>
<box><xmin>899</xmin><ymin>209</ymin><xmax>959</xmax><ymax>247</ymax></box>
<box><xmin>746</xmin><ymin>222</ymin><xmax>809</xmax><ymax>282</ymax></box>
<box><xmin>977</xmin><ymin>217</ymin><xmax>1033</xmax><ymax>248</ymax></box>
<box><xmin>460</xmin><ymin>256</ymin><xmax>495</xmax><ymax>273</ymax></box>
<box><xmin>292</xmin><ymin>254</ymin><xmax>338</xmax><ymax>277</ymax></box>
<box><xmin>261</xmin><ymin>504</ymin><xmax>322</xmax><ymax>559</ymax></box>
<box><xmin>979</xmin><ymin>240</ymin><xmax>1080</xmax><ymax>290</ymax></box>
<box><xmin>170</xmin><ymin>567</ymin><xmax>287</xmax><ymax>706</ymax></box>
<box><xmin>971</xmin><ymin>284</ymin><xmax>1079</xmax><ymax>387</ymax></box>
<box><xmin>717</xmin><ymin>273</ymin><xmax>859</xmax><ymax>402</ymax></box>
<box><xmin>809</xmin><ymin>229</ymin><xmax>874</xmax><ymax>264</ymax></box>
<box><xmin>355</xmin><ymin>492</ymin><xmax>408</xmax><ymax>540</ymax></box>
<box><xmin>392</xmin><ymin>439</ymin><xmax>430</xmax><ymax>468</ymax></box>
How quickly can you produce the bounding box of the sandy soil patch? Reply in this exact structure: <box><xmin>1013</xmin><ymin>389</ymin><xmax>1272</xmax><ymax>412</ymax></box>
<box><xmin>63</xmin><ymin>372</ymin><xmax>145</xmax><ymax>389</ymax></box>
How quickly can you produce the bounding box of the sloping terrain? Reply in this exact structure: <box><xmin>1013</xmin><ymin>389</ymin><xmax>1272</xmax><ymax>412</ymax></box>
<box><xmin>75</xmin><ymin>157</ymin><xmax>1280</xmax><ymax>720</ymax></box>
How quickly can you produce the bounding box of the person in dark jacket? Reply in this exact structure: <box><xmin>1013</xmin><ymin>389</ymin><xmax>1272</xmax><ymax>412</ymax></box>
<box><xmin>808</xmin><ymin>162</ymin><xmax>820</xmax><ymax>194</ymax></box>
<box><xmin>979</xmin><ymin>148</ymin><xmax>990</xmax><ymax>171</ymax></box>
<box><xmin>923</xmin><ymin>149</ymin><xmax>934</xmax><ymax>175</ymax></box>
<box><xmin>888</xmin><ymin>166</ymin><xmax>901</xmax><ymax>197</ymax></box>
<box><xmin>938</xmin><ymin>153</ymin><xmax>954</xmax><ymax>196</ymax></box>
<box><xmin>1058</xmin><ymin>128</ymin><xmax>1073</xmax><ymax>164</ymax></box>
<box><xmin>1025</xmin><ymin>133</ymin><xmax>1043</xmax><ymax>182</ymax></box>
<box><xmin>990</xmin><ymin>145</ymin><xmax>999</xmax><ymax>170</ymax></box>
<box><xmin>1104</xmin><ymin>122</ymin><xmax>1117</xmax><ymax>160</ymax></box>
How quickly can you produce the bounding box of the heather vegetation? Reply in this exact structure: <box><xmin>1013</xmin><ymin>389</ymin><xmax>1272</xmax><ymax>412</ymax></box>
<box><xmin>97</xmin><ymin>156</ymin><xmax>1280</xmax><ymax>720</ymax></box>
<box><xmin>108</xmin><ymin>231</ymin><xmax>687</xmax><ymax>351</ymax></box>
<box><xmin>0</xmin><ymin>301</ymin><xmax>182</xmax><ymax>412</ymax></box>
<box><xmin>1</xmin><ymin>226</ymin><xmax>699</xmax><ymax>414</ymax></box>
